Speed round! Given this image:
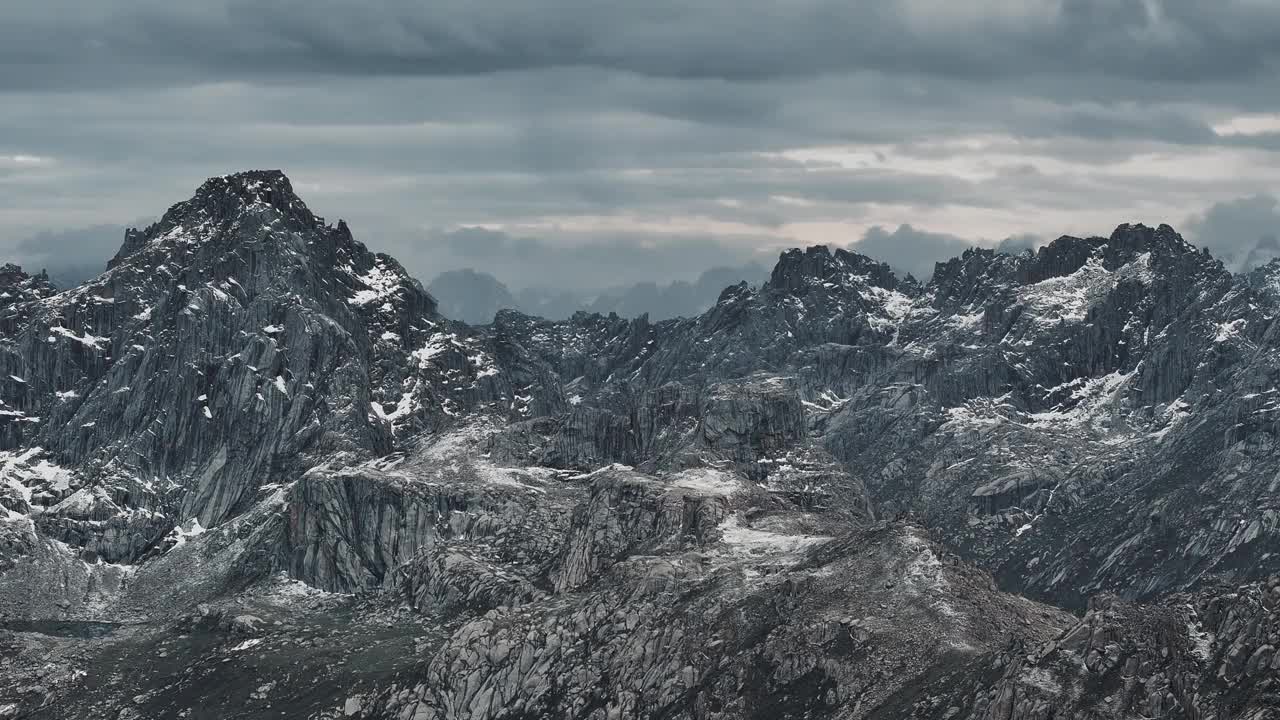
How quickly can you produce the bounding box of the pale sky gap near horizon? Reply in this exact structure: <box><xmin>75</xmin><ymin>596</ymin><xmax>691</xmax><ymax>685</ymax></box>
<box><xmin>3</xmin><ymin>0</ymin><xmax>1280</xmax><ymax>288</ymax></box>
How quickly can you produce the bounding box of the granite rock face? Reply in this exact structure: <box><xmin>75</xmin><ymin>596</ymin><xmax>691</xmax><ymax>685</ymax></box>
<box><xmin>2</xmin><ymin>172</ymin><xmax>1279</xmax><ymax>719</ymax></box>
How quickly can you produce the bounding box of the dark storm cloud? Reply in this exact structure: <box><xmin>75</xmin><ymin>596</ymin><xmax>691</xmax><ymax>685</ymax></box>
<box><xmin>0</xmin><ymin>72</ymin><xmax>1233</xmax><ymax>182</ymax></box>
<box><xmin>1185</xmin><ymin>194</ymin><xmax>1280</xmax><ymax>272</ymax></box>
<box><xmin>850</xmin><ymin>226</ymin><xmax>1043</xmax><ymax>281</ymax></box>
<box><xmin>7</xmin><ymin>1</ymin><xmax>1280</xmax><ymax>90</ymax></box>
<box><xmin>852</xmin><ymin>225</ymin><xmax>975</xmax><ymax>280</ymax></box>
<box><xmin>7</xmin><ymin>224</ymin><xmax>130</xmax><ymax>287</ymax></box>
<box><xmin>2</xmin><ymin>1</ymin><xmax>1279</xmax><ymax>290</ymax></box>
<box><xmin>13</xmin><ymin>224</ymin><xmax>127</xmax><ymax>260</ymax></box>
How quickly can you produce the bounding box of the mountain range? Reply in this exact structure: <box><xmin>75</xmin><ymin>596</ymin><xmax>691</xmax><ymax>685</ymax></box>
<box><xmin>426</xmin><ymin>264</ymin><xmax>771</xmax><ymax>324</ymax></box>
<box><xmin>2</xmin><ymin>170</ymin><xmax>1279</xmax><ymax>719</ymax></box>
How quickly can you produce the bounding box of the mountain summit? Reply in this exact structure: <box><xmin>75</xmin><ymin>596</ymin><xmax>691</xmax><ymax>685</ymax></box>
<box><xmin>2</xmin><ymin>171</ymin><xmax>442</xmax><ymax>531</ymax></box>
<box><xmin>2</xmin><ymin>172</ymin><xmax>1278</xmax><ymax>720</ymax></box>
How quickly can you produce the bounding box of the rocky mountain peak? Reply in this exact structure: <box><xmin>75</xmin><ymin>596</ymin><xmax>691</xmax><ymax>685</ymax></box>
<box><xmin>86</xmin><ymin>170</ymin><xmax>440</xmax><ymax>331</ymax></box>
<box><xmin>768</xmin><ymin>244</ymin><xmax>901</xmax><ymax>294</ymax></box>
<box><xmin>1244</xmin><ymin>256</ymin><xmax>1280</xmax><ymax>301</ymax></box>
<box><xmin>185</xmin><ymin>169</ymin><xmax>312</xmax><ymax>224</ymax></box>
<box><xmin>1032</xmin><ymin>222</ymin><xmax>1194</xmax><ymax>272</ymax></box>
<box><xmin>927</xmin><ymin>246</ymin><xmax>1022</xmax><ymax>309</ymax></box>
<box><xmin>0</xmin><ymin>262</ymin><xmax>46</xmax><ymax>288</ymax></box>
<box><xmin>1106</xmin><ymin>222</ymin><xmax>1193</xmax><ymax>255</ymax></box>
<box><xmin>0</xmin><ymin>171</ymin><xmax>447</xmax><ymax>530</ymax></box>
<box><xmin>929</xmin><ymin>224</ymin><xmax>1197</xmax><ymax>301</ymax></box>
<box><xmin>108</xmin><ymin>170</ymin><xmax>322</xmax><ymax>270</ymax></box>
<box><xmin>0</xmin><ymin>263</ymin><xmax>56</xmax><ymax>312</ymax></box>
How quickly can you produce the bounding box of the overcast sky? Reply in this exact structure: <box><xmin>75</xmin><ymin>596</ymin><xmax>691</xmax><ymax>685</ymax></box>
<box><xmin>3</xmin><ymin>0</ymin><xmax>1280</xmax><ymax>287</ymax></box>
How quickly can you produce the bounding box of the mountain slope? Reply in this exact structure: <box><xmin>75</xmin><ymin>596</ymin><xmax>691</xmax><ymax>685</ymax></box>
<box><xmin>2</xmin><ymin>171</ymin><xmax>1278</xmax><ymax>719</ymax></box>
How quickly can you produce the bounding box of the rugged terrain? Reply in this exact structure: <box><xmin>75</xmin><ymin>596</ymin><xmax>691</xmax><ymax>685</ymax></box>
<box><xmin>2</xmin><ymin>170</ymin><xmax>1279</xmax><ymax>719</ymax></box>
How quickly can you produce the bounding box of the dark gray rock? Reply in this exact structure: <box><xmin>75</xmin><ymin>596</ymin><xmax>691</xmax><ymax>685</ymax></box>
<box><xmin>3</xmin><ymin>172</ymin><xmax>1280</xmax><ymax>719</ymax></box>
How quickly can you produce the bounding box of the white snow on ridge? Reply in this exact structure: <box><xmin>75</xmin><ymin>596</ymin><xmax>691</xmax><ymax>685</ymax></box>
<box><xmin>802</xmin><ymin>389</ymin><xmax>849</xmax><ymax>413</ymax></box>
<box><xmin>1014</xmin><ymin>251</ymin><xmax>1156</xmax><ymax>332</ymax></box>
<box><xmin>412</xmin><ymin>332</ymin><xmax>462</xmax><ymax>367</ymax></box>
<box><xmin>1</xmin><ymin>457</ymin><xmax>35</xmax><ymax>511</ymax></box>
<box><xmin>566</xmin><ymin>463</ymin><xmax>636</xmax><ymax>481</ymax></box>
<box><xmin>863</xmin><ymin>285</ymin><xmax>916</xmax><ymax>333</ymax></box>
<box><xmin>50</xmin><ymin>486</ymin><xmax>117</xmax><ymax>517</ymax></box>
<box><xmin>941</xmin><ymin>399</ymin><xmax>1011</xmax><ymax>431</ymax></box>
<box><xmin>170</xmin><ymin>517</ymin><xmax>208</xmax><ymax>547</ymax></box>
<box><xmin>416</xmin><ymin>421</ymin><xmax>500</xmax><ymax>462</ymax></box>
<box><xmin>1016</xmin><ymin>256</ymin><xmax>1113</xmax><ymax>326</ymax></box>
<box><xmin>1149</xmin><ymin>398</ymin><xmax>1192</xmax><ymax>442</ymax></box>
<box><xmin>946</xmin><ymin>311</ymin><xmax>985</xmax><ymax>331</ymax></box>
<box><xmin>666</xmin><ymin>467</ymin><xmax>743</xmax><ymax>496</ymax></box>
<box><xmin>1214</xmin><ymin>318</ymin><xmax>1247</xmax><ymax>343</ymax></box>
<box><xmin>717</xmin><ymin>516</ymin><xmax>829</xmax><ymax>557</ymax></box>
<box><xmin>470</xmin><ymin>463</ymin><xmax>549</xmax><ymax>493</ymax></box>
<box><xmin>1</xmin><ymin>448</ymin><xmax>73</xmax><ymax>495</ymax></box>
<box><xmin>349</xmin><ymin>260</ymin><xmax>401</xmax><ymax>306</ymax></box>
<box><xmin>48</xmin><ymin>325</ymin><xmax>106</xmax><ymax>350</ymax></box>
<box><xmin>468</xmin><ymin>351</ymin><xmax>500</xmax><ymax>379</ymax></box>
<box><xmin>1116</xmin><ymin>251</ymin><xmax>1155</xmax><ymax>285</ymax></box>
<box><xmin>370</xmin><ymin>391</ymin><xmax>417</xmax><ymax>426</ymax></box>
<box><xmin>1029</xmin><ymin>370</ymin><xmax>1129</xmax><ymax>429</ymax></box>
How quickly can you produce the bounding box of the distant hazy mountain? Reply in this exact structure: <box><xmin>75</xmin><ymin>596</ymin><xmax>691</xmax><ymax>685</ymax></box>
<box><xmin>585</xmin><ymin>263</ymin><xmax>770</xmax><ymax>320</ymax></box>
<box><xmin>43</xmin><ymin>263</ymin><xmax>105</xmax><ymax>290</ymax></box>
<box><xmin>6</xmin><ymin>223</ymin><xmax>135</xmax><ymax>290</ymax></box>
<box><xmin>428</xmin><ymin>263</ymin><xmax>770</xmax><ymax>324</ymax></box>
<box><xmin>427</xmin><ymin>268</ymin><xmax>519</xmax><ymax>324</ymax></box>
<box><xmin>512</xmin><ymin>286</ymin><xmax>593</xmax><ymax>321</ymax></box>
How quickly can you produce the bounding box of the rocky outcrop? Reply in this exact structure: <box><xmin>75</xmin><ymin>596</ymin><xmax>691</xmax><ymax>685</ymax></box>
<box><xmin>375</xmin><ymin>523</ymin><xmax>1070</xmax><ymax>720</ymax></box>
<box><xmin>943</xmin><ymin>578</ymin><xmax>1280</xmax><ymax>720</ymax></box>
<box><xmin>281</xmin><ymin>462</ymin><xmax>568</xmax><ymax>594</ymax></box>
<box><xmin>5</xmin><ymin>172</ymin><xmax>1280</xmax><ymax>719</ymax></box>
<box><xmin>0</xmin><ymin>264</ymin><xmax>55</xmax><ymax>312</ymax></box>
<box><xmin>549</xmin><ymin>465</ymin><xmax>729</xmax><ymax>592</ymax></box>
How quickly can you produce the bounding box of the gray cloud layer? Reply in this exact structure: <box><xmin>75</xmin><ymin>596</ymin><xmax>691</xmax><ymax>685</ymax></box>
<box><xmin>3</xmin><ymin>1</ymin><xmax>1280</xmax><ymax>288</ymax></box>
<box><xmin>1186</xmin><ymin>194</ymin><xmax>1280</xmax><ymax>272</ymax></box>
<box><xmin>8</xmin><ymin>224</ymin><xmax>129</xmax><ymax>287</ymax></box>
<box><xmin>9</xmin><ymin>1</ymin><xmax>1280</xmax><ymax>88</ymax></box>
